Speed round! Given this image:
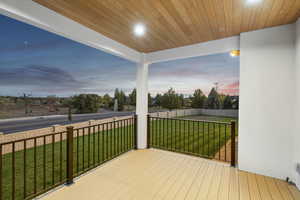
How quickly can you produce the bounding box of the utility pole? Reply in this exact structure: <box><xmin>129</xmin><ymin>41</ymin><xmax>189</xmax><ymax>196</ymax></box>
<box><xmin>114</xmin><ymin>99</ymin><xmax>118</xmax><ymax>112</ymax></box>
<box><xmin>23</xmin><ymin>93</ymin><xmax>30</xmax><ymax>115</ymax></box>
<box><xmin>214</xmin><ymin>82</ymin><xmax>219</xmax><ymax>92</ymax></box>
<box><xmin>68</xmin><ymin>105</ymin><xmax>72</xmax><ymax>121</ymax></box>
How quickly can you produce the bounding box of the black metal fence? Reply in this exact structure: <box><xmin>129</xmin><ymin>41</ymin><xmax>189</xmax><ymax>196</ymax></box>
<box><xmin>0</xmin><ymin>116</ymin><xmax>137</xmax><ymax>200</ymax></box>
<box><xmin>148</xmin><ymin>116</ymin><xmax>236</xmax><ymax>165</ymax></box>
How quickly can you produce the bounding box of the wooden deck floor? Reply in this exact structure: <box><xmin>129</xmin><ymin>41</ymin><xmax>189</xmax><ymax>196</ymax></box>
<box><xmin>41</xmin><ymin>149</ymin><xmax>300</xmax><ymax>200</ymax></box>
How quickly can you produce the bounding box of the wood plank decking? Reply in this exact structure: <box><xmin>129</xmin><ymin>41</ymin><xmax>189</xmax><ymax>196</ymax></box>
<box><xmin>41</xmin><ymin>149</ymin><xmax>300</xmax><ymax>200</ymax></box>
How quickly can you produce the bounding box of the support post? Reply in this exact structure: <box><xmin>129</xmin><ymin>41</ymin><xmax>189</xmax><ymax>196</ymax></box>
<box><xmin>231</xmin><ymin>121</ymin><xmax>236</xmax><ymax>167</ymax></box>
<box><xmin>66</xmin><ymin>126</ymin><xmax>74</xmax><ymax>184</ymax></box>
<box><xmin>136</xmin><ymin>60</ymin><xmax>149</xmax><ymax>149</ymax></box>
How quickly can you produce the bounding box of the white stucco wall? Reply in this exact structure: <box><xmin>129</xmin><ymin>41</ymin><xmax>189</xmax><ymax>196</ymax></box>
<box><xmin>239</xmin><ymin>24</ymin><xmax>296</xmax><ymax>180</ymax></box>
<box><xmin>294</xmin><ymin>19</ymin><xmax>300</xmax><ymax>188</ymax></box>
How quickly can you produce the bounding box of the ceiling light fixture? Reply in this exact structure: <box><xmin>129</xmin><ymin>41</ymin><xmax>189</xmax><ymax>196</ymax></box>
<box><xmin>133</xmin><ymin>24</ymin><xmax>146</xmax><ymax>37</ymax></box>
<box><xmin>230</xmin><ymin>50</ymin><xmax>240</xmax><ymax>57</ymax></box>
<box><xmin>246</xmin><ymin>0</ymin><xmax>262</xmax><ymax>5</ymax></box>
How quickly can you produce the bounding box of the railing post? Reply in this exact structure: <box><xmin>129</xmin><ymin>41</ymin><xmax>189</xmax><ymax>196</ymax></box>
<box><xmin>134</xmin><ymin>115</ymin><xmax>138</xmax><ymax>150</ymax></box>
<box><xmin>147</xmin><ymin>114</ymin><xmax>150</xmax><ymax>148</ymax></box>
<box><xmin>66</xmin><ymin>126</ymin><xmax>74</xmax><ymax>185</ymax></box>
<box><xmin>230</xmin><ymin>121</ymin><xmax>236</xmax><ymax>167</ymax></box>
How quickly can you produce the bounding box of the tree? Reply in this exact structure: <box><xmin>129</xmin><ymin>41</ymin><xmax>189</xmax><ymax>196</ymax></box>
<box><xmin>72</xmin><ymin>94</ymin><xmax>101</xmax><ymax>113</ymax></box>
<box><xmin>191</xmin><ymin>89</ymin><xmax>206</xmax><ymax>108</ymax></box>
<box><xmin>62</xmin><ymin>97</ymin><xmax>74</xmax><ymax>121</ymax></box>
<box><xmin>114</xmin><ymin>88</ymin><xmax>126</xmax><ymax>111</ymax></box>
<box><xmin>128</xmin><ymin>88</ymin><xmax>136</xmax><ymax>105</ymax></box>
<box><xmin>218</xmin><ymin>94</ymin><xmax>226</xmax><ymax>109</ymax></box>
<box><xmin>153</xmin><ymin>94</ymin><xmax>162</xmax><ymax>107</ymax></box>
<box><xmin>223</xmin><ymin>95</ymin><xmax>233</xmax><ymax>109</ymax></box>
<box><xmin>179</xmin><ymin>94</ymin><xmax>185</xmax><ymax>108</ymax></box>
<box><xmin>148</xmin><ymin>93</ymin><xmax>153</xmax><ymax>106</ymax></box>
<box><xmin>232</xmin><ymin>96</ymin><xmax>239</xmax><ymax>109</ymax></box>
<box><xmin>161</xmin><ymin>88</ymin><xmax>182</xmax><ymax>110</ymax></box>
<box><xmin>102</xmin><ymin>94</ymin><xmax>113</xmax><ymax>108</ymax></box>
<box><xmin>206</xmin><ymin>88</ymin><xmax>220</xmax><ymax>109</ymax></box>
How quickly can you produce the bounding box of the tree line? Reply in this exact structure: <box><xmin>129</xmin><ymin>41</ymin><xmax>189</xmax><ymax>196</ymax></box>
<box><xmin>68</xmin><ymin>87</ymin><xmax>238</xmax><ymax>114</ymax></box>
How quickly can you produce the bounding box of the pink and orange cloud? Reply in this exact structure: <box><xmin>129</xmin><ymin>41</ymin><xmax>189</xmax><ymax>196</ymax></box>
<box><xmin>219</xmin><ymin>81</ymin><xmax>239</xmax><ymax>96</ymax></box>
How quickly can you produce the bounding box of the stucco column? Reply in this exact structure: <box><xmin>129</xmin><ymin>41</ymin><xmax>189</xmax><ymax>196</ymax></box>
<box><xmin>136</xmin><ymin>58</ymin><xmax>149</xmax><ymax>149</ymax></box>
<box><xmin>293</xmin><ymin>18</ymin><xmax>300</xmax><ymax>189</ymax></box>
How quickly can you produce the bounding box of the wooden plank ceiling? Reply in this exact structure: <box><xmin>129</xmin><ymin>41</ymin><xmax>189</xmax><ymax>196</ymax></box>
<box><xmin>33</xmin><ymin>0</ymin><xmax>300</xmax><ymax>53</ymax></box>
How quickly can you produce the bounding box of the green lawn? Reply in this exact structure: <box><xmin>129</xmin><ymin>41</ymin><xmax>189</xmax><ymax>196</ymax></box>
<box><xmin>1</xmin><ymin>115</ymin><xmax>238</xmax><ymax>200</ymax></box>
<box><xmin>149</xmin><ymin>115</ymin><xmax>238</xmax><ymax>158</ymax></box>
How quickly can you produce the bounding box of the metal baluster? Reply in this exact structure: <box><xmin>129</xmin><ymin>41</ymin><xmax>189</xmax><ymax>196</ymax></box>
<box><xmin>88</xmin><ymin>127</ymin><xmax>91</xmax><ymax>168</ymax></box>
<box><xmin>106</xmin><ymin>123</ymin><xmax>108</xmax><ymax>160</ymax></box>
<box><xmin>98</xmin><ymin>125</ymin><xmax>100</xmax><ymax>163</ymax></box>
<box><xmin>23</xmin><ymin>141</ymin><xmax>26</xmax><ymax>198</ymax></box>
<box><xmin>12</xmin><ymin>142</ymin><xmax>15</xmax><ymax>200</ymax></box>
<box><xmin>35</xmin><ymin>138</ymin><xmax>38</xmax><ymax>193</ymax></box>
<box><xmin>51</xmin><ymin>135</ymin><xmax>54</xmax><ymax>185</ymax></box>
<box><xmin>202</xmin><ymin>122</ymin><xmax>205</xmax><ymax>155</ymax></box>
<box><xmin>77</xmin><ymin>130</ymin><xmax>79</xmax><ymax>174</ymax></box>
<box><xmin>60</xmin><ymin>133</ymin><xmax>63</xmax><ymax>181</ymax></box>
<box><xmin>43</xmin><ymin>137</ymin><xmax>46</xmax><ymax>189</ymax></box>
<box><xmin>82</xmin><ymin>128</ymin><xmax>85</xmax><ymax>170</ymax></box>
<box><xmin>93</xmin><ymin>126</ymin><xmax>96</xmax><ymax>166</ymax></box>
<box><xmin>213</xmin><ymin>123</ymin><xmax>216</xmax><ymax>156</ymax></box>
<box><xmin>218</xmin><ymin>124</ymin><xmax>221</xmax><ymax>160</ymax></box>
<box><xmin>231</xmin><ymin>121</ymin><xmax>236</xmax><ymax>167</ymax></box>
<box><xmin>126</xmin><ymin>119</ymin><xmax>129</xmax><ymax>150</ymax></box>
<box><xmin>193</xmin><ymin>121</ymin><xmax>195</xmax><ymax>153</ymax></box>
<box><xmin>198</xmin><ymin>121</ymin><xmax>200</xmax><ymax>155</ymax></box>
<box><xmin>225</xmin><ymin>124</ymin><xmax>227</xmax><ymax>161</ymax></box>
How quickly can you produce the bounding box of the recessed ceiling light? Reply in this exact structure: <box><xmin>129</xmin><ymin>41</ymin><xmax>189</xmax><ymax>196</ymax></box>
<box><xmin>246</xmin><ymin>0</ymin><xmax>262</xmax><ymax>5</ymax></box>
<box><xmin>133</xmin><ymin>24</ymin><xmax>146</xmax><ymax>37</ymax></box>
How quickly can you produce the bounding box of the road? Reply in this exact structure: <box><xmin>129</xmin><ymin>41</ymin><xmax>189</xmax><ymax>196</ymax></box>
<box><xmin>0</xmin><ymin>112</ymin><xmax>134</xmax><ymax>134</ymax></box>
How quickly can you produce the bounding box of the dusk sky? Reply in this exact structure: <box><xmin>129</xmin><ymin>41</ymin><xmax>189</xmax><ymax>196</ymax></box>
<box><xmin>0</xmin><ymin>14</ymin><xmax>239</xmax><ymax>97</ymax></box>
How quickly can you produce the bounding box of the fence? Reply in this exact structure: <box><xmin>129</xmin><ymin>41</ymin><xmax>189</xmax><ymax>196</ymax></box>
<box><xmin>150</xmin><ymin>109</ymin><xmax>201</xmax><ymax>118</ymax></box>
<box><xmin>150</xmin><ymin>108</ymin><xmax>238</xmax><ymax>118</ymax></box>
<box><xmin>0</xmin><ymin>116</ymin><xmax>137</xmax><ymax>200</ymax></box>
<box><xmin>147</xmin><ymin>115</ymin><xmax>236</xmax><ymax>165</ymax></box>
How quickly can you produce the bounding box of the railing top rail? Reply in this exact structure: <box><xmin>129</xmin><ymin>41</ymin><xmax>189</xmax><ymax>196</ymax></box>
<box><xmin>1</xmin><ymin>130</ymin><xmax>67</xmax><ymax>145</ymax></box>
<box><xmin>149</xmin><ymin>116</ymin><xmax>232</xmax><ymax>125</ymax></box>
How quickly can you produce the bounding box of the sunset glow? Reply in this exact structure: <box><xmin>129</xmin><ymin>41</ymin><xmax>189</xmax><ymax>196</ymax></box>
<box><xmin>0</xmin><ymin>15</ymin><xmax>239</xmax><ymax>97</ymax></box>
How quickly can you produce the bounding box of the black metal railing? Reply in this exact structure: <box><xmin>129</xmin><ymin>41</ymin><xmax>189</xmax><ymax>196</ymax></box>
<box><xmin>148</xmin><ymin>116</ymin><xmax>236</xmax><ymax>165</ymax></box>
<box><xmin>72</xmin><ymin>117</ymin><xmax>136</xmax><ymax>177</ymax></box>
<box><xmin>0</xmin><ymin>116</ymin><xmax>137</xmax><ymax>200</ymax></box>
